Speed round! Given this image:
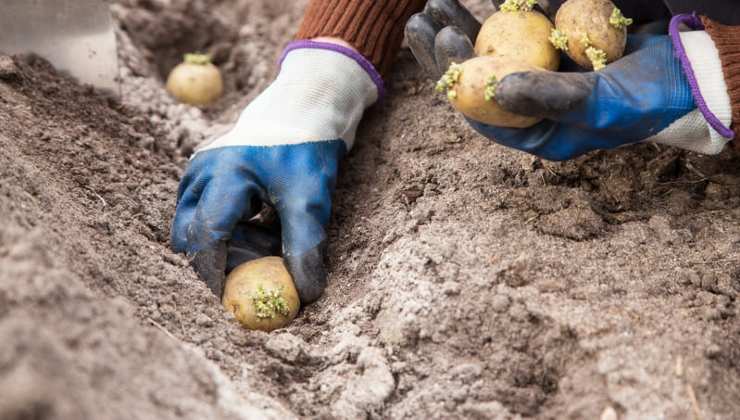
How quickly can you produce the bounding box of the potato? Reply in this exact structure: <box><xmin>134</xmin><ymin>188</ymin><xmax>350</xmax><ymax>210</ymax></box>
<box><xmin>222</xmin><ymin>257</ymin><xmax>300</xmax><ymax>332</ymax></box>
<box><xmin>552</xmin><ymin>0</ymin><xmax>632</xmax><ymax>70</ymax></box>
<box><xmin>475</xmin><ymin>9</ymin><xmax>559</xmax><ymax>71</ymax></box>
<box><xmin>437</xmin><ymin>56</ymin><xmax>542</xmax><ymax>128</ymax></box>
<box><xmin>166</xmin><ymin>53</ymin><xmax>224</xmax><ymax>106</ymax></box>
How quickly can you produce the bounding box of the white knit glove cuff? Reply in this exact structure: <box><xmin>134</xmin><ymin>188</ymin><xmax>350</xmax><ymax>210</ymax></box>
<box><xmin>647</xmin><ymin>25</ymin><xmax>733</xmax><ymax>155</ymax></box>
<box><xmin>198</xmin><ymin>42</ymin><xmax>382</xmax><ymax>154</ymax></box>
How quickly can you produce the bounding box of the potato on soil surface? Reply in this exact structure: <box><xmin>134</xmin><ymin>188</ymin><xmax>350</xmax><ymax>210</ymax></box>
<box><xmin>475</xmin><ymin>9</ymin><xmax>559</xmax><ymax>71</ymax></box>
<box><xmin>552</xmin><ymin>0</ymin><xmax>631</xmax><ymax>70</ymax></box>
<box><xmin>222</xmin><ymin>257</ymin><xmax>300</xmax><ymax>332</ymax></box>
<box><xmin>166</xmin><ymin>53</ymin><xmax>224</xmax><ymax>106</ymax></box>
<box><xmin>437</xmin><ymin>56</ymin><xmax>542</xmax><ymax>128</ymax></box>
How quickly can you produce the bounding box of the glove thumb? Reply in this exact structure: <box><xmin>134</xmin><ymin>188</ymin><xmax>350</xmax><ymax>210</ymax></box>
<box><xmin>495</xmin><ymin>70</ymin><xmax>596</xmax><ymax>120</ymax></box>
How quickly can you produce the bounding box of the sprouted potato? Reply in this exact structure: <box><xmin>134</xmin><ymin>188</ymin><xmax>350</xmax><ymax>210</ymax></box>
<box><xmin>551</xmin><ymin>0</ymin><xmax>632</xmax><ymax>70</ymax></box>
<box><xmin>437</xmin><ymin>56</ymin><xmax>542</xmax><ymax>128</ymax></box>
<box><xmin>475</xmin><ymin>0</ymin><xmax>559</xmax><ymax>71</ymax></box>
<box><xmin>222</xmin><ymin>257</ymin><xmax>300</xmax><ymax>332</ymax></box>
<box><xmin>166</xmin><ymin>53</ymin><xmax>224</xmax><ymax>106</ymax></box>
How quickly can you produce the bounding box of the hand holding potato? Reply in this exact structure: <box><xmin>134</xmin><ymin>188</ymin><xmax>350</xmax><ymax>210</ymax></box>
<box><xmin>409</xmin><ymin>0</ymin><xmax>560</xmax><ymax>127</ymax></box>
<box><xmin>405</xmin><ymin>0</ymin><xmax>705</xmax><ymax>160</ymax></box>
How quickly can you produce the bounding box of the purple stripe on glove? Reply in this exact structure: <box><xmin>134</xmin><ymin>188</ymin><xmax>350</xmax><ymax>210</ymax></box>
<box><xmin>280</xmin><ymin>40</ymin><xmax>386</xmax><ymax>101</ymax></box>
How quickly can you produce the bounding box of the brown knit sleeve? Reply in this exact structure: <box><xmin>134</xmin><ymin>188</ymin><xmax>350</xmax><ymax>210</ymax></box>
<box><xmin>701</xmin><ymin>16</ymin><xmax>740</xmax><ymax>146</ymax></box>
<box><xmin>295</xmin><ymin>0</ymin><xmax>426</xmax><ymax>76</ymax></box>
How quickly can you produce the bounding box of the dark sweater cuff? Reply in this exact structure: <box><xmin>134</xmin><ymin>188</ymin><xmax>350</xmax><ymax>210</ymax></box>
<box><xmin>702</xmin><ymin>16</ymin><xmax>740</xmax><ymax>147</ymax></box>
<box><xmin>294</xmin><ymin>0</ymin><xmax>426</xmax><ymax>77</ymax></box>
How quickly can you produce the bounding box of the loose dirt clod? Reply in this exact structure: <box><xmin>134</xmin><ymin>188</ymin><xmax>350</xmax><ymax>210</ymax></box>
<box><xmin>1</xmin><ymin>1</ymin><xmax>739</xmax><ymax>419</ymax></box>
<box><xmin>0</xmin><ymin>55</ymin><xmax>19</xmax><ymax>79</ymax></box>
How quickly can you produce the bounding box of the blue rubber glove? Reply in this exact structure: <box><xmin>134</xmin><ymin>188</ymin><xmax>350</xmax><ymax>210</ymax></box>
<box><xmin>406</xmin><ymin>2</ymin><xmax>734</xmax><ymax>160</ymax></box>
<box><xmin>172</xmin><ymin>42</ymin><xmax>381</xmax><ymax>303</ymax></box>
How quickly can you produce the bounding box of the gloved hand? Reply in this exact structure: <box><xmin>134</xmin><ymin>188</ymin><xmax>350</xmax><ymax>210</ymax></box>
<box><xmin>405</xmin><ymin>0</ymin><xmax>733</xmax><ymax>160</ymax></box>
<box><xmin>172</xmin><ymin>41</ymin><xmax>381</xmax><ymax>303</ymax></box>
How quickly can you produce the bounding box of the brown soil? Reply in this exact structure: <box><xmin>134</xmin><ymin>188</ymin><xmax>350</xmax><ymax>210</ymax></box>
<box><xmin>1</xmin><ymin>1</ymin><xmax>739</xmax><ymax>419</ymax></box>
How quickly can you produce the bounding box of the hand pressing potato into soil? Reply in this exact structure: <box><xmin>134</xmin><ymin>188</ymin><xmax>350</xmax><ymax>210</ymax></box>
<box><xmin>172</xmin><ymin>40</ymin><xmax>381</xmax><ymax>306</ymax></box>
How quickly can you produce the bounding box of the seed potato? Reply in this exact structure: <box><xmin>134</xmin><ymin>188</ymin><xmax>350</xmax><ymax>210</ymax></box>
<box><xmin>475</xmin><ymin>9</ymin><xmax>560</xmax><ymax>71</ymax></box>
<box><xmin>438</xmin><ymin>56</ymin><xmax>542</xmax><ymax>128</ymax></box>
<box><xmin>166</xmin><ymin>53</ymin><xmax>224</xmax><ymax>106</ymax></box>
<box><xmin>553</xmin><ymin>0</ymin><xmax>631</xmax><ymax>70</ymax></box>
<box><xmin>222</xmin><ymin>257</ymin><xmax>300</xmax><ymax>332</ymax></box>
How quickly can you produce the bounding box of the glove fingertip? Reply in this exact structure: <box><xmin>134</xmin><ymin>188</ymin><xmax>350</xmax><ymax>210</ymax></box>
<box><xmin>192</xmin><ymin>242</ymin><xmax>228</xmax><ymax>298</ymax></box>
<box><xmin>171</xmin><ymin>207</ymin><xmax>195</xmax><ymax>253</ymax></box>
<box><xmin>425</xmin><ymin>0</ymin><xmax>481</xmax><ymax>41</ymax></box>
<box><xmin>406</xmin><ymin>13</ymin><xmax>444</xmax><ymax>78</ymax></box>
<box><xmin>434</xmin><ymin>26</ymin><xmax>475</xmax><ymax>73</ymax></box>
<box><xmin>284</xmin><ymin>243</ymin><xmax>328</xmax><ymax>305</ymax></box>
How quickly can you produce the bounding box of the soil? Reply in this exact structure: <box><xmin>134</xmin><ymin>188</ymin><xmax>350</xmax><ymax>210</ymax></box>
<box><xmin>1</xmin><ymin>1</ymin><xmax>739</xmax><ymax>419</ymax></box>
